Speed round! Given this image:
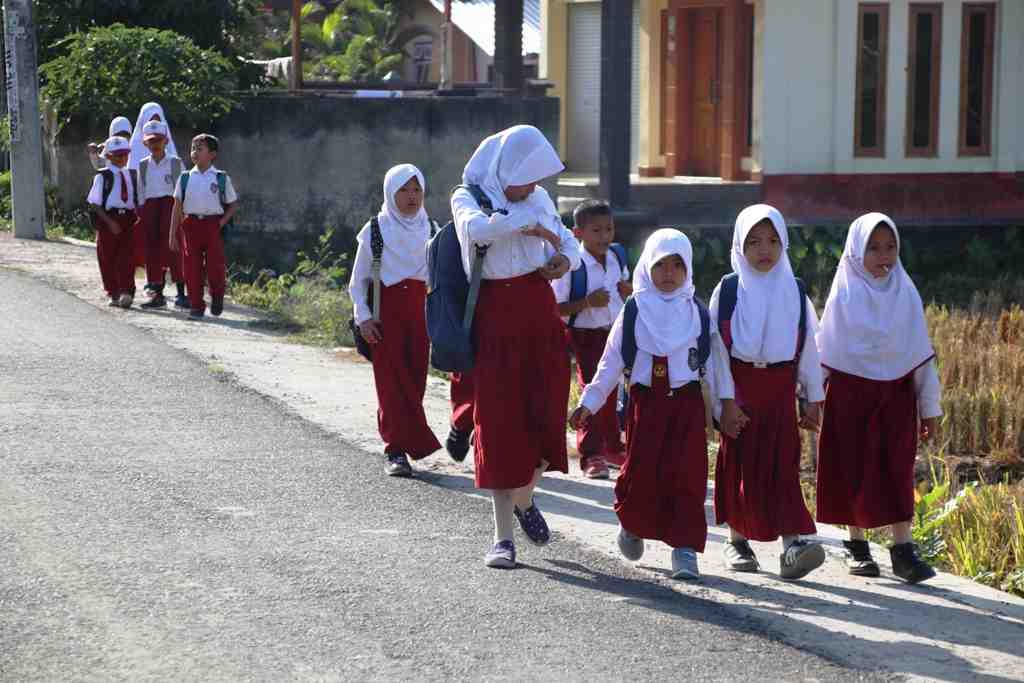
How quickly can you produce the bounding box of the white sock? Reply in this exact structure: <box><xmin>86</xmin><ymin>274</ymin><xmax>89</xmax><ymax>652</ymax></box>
<box><xmin>783</xmin><ymin>535</ymin><xmax>799</xmax><ymax>549</ymax></box>
<box><xmin>492</xmin><ymin>490</ymin><xmax>516</xmax><ymax>543</ymax></box>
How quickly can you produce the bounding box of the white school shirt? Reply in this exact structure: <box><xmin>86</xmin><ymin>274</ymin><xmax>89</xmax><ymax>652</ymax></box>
<box><xmin>708</xmin><ymin>282</ymin><xmax>827</xmax><ymax>415</ymax></box>
<box><xmin>579</xmin><ymin>308</ymin><xmax>716</xmax><ymax>415</ymax></box>
<box><xmin>551</xmin><ymin>248</ymin><xmax>629</xmax><ymax>327</ymax></box>
<box><xmin>86</xmin><ymin>167</ymin><xmax>138</xmax><ymax>210</ymax></box>
<box><xmin>173</xmin><ymin>165</ymin><xmax>238</xmax><ymax>216</ymax></box>
<box><xmin>819</xmin><ymin>362</ymin><xmax>942</xmax><ymax>419</ymax></box>
<box><xmin>348</xmin><ymin>219</ymin><xmax>430</xmax><ymax>325</ymax></box>
<box><xmin>451</xmin><ymin>186</ymin><xmax>581</xmax><ymax>280</ymax></box>
<box><xmin>139</xmin><ymin>154</ymin><xmax>182</xmax><ymax>202</ymax></box>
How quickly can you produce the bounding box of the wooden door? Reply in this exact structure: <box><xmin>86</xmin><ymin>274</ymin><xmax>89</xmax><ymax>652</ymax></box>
<box><xmin>690</xmin><ymin>8</ymin><xmax>721</xmax><ymax>176</ymax></box>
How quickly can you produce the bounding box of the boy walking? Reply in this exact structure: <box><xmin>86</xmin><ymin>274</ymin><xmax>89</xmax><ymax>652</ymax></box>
<box><xmin>552</xmin><ymin>200</ymin><xmax>632</xmax><ymax>478</ymax></box>
<box><xmin>87</xmin><ymin>136</ymin><xmax>140</xmax><ymax>308</ymax></box>
<box><xmin>169</xmin><ymin>134</ymin><xmax>238</xmax><ymax>319</ymax></box>
<box><xmin>136</xmin><ymin>120</ymin><xmax>187</xmax><ymax>308</ymax></box>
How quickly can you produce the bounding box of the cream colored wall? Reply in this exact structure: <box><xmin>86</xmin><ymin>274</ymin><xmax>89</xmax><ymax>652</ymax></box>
<box><xmin>399</xmin><ymin>0</ymin><xmax>491</xmax><ymax>83</ymax></box>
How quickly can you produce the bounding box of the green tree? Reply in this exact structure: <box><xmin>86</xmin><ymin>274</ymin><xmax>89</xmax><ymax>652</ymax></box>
<box><xmin>40</xmin><ymin>25</ymin><xmax>240</xmax><ymax>132</ymax></box>
<box><xmin>299</xmin><ymin>0</ymin><xmax>406</xmax><ymax>81</ymax></box>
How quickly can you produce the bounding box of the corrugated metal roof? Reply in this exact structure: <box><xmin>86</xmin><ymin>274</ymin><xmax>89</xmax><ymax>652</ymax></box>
<box><xmin>427</xmin><ymin>0</ymin><xmax>541</xmax><ymax>57</ymax></box>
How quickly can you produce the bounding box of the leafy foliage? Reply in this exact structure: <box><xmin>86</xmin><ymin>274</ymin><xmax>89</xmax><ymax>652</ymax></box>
<box><xmin>40</xmin><ymin>25</ymin><xmax>240</xmax><ymax>132</ymax></box>
<box><xmin>297</xmin><ymin>0</ymin><xmax>406</xmax><ymax>81</ymax></box>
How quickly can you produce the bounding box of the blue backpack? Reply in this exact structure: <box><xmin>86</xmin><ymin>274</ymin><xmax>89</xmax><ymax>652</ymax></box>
<box><xmin>715</xmin><ymin>272</ymin><xmax>808</xmax><ymax>360</ymax></box>
<box><xmin>426</xmin><ymin>184</ymin><xmax>503</xmax><ymax>373</ymax></box>
<box><xmin>616</xmin><ymin>295</ymin><xmax>712</xmax><ymax>427</ymax></box>
<box><xmin>566</xmin><ymin>242</ymin><xmax>629</xmax><ymax>328</ymax></box>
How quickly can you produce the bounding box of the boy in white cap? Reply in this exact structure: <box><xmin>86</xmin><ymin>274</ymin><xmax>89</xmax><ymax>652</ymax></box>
<box><xmin>136</xmin><ymin>120</ymin><xmax>187</xmax><ymax>308</ymax></box>
<box><xmin>87</xmin><ymin>116</ymin><xmax>132</xmax><ymax>170</ymax></box>
<box><xmin>87</xmin><ymin>136</ymin><xmax>140</xmax><ymax>308</ymax></box>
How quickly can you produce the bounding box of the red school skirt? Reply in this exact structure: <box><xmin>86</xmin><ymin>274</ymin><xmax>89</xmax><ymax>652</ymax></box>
<box><xmin>816</xmin><ymin>368</ymin><xmax>919</xmax><ymax>528</ymax></box>
<box><xmin>617</xmin><ymin>382</ymin><xmax>708</xmax><ymax>551</ymax></box>
<box><xmin>370</xmin><ymin>279</ymin><xmax>442</xmax><ymax>459</ymax></box>
<box><xmin>714</xmin><ymin>359</ymin><xmax>816</xmax><ymax>541</ymax></box>
<box><xmin>471</xmin><ymin>272</ymin><xmax>570</xmax><ymax>489</ymax></box>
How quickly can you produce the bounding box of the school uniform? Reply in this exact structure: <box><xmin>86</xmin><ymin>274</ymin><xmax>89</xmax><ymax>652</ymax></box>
<box><xmin>580</xmin><ymin>230</ymin><xmax>711</xmax><ymax>552</ymax></box>
<box><xmin>348</xmin><ymin>164</ymin><xmax>441</xmax><ymax>460</ymax></box>
<box><xmin>87</xmin><ymin>162</ymin><xmax>139</xmax><ymax>300</ymax></box>
<box><xmin>711</xmin><ymin>205</ymin><xmax>824</xmax><ymax>543</ymax></box>
<box><xmin>815</xmin><ymin>213</ymin><xmax>942</xmax><ymax>529</ymax></box>
<box><xmin>453</xmin><ymin>125</ymin><xmax>582</xmax><ymax>490</ymax></box>
<box><xmin>137</xmin><ymin>153</ymin><xmax>184</xmax><ymax>288</ymax></box>
<box><xmin>552</xmin><ymin>249</ymin><xmax>628</xmax><ymax>461</ymax></box>
<box><xmin>449</xmin><ymin>371</ymin><xmax>475</xmax><ymax>434</ymax></box>
<box><xmin>173</xmin><ymin>166</ymin><xmax>237</xmax><ymax>312</ymax></box>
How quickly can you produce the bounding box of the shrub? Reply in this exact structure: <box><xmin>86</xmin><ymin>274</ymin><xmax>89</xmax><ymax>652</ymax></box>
<box><xmin>41</xmin><ymin>25</ymin><xmax>240</xmax><ymax>133</ymax></box>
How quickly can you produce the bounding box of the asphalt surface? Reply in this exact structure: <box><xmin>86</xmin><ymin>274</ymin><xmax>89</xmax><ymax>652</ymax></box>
<box><xmin>0</xmin><ymin>269</ymin><xmax>889</xmax><ymax>681</ymax></box>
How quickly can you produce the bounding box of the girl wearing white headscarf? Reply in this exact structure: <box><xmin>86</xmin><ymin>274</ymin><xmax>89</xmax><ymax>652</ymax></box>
<box><xmin>88</xmin><ymin>116</ymin><xmax>134</xmax><ymax>170</ymax></box>
<box><xmin>349</xmin><ymin>164</ymin><xmax>442</xmax><ymax>475</ymax></box>
<box><xmin>571</xmin><ymin>229</ymin><xmax>713</xmax><ymax>580</ymax></box>
<box><xmin>815</xmin><ymin>213</ymin><xmax>940</xmax><ymax>584</ymax></box>
<box><xmin>710</xmin><ymin>204</ymin><xmax>825</xmax><ymax>581</ymax></box>
<box><xmin>129</xmin><ymin>102</ymin><xmax>179</xmax><ymax>170</ymax></box>
<box><xmin>451</xmin><ymin>125</ymin><xmax>582</xmax><ymax>569</ymax></box>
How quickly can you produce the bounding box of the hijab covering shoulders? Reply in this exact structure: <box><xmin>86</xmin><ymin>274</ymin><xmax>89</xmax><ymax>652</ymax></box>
<box><xmin>108</xmin><ymin>116</ymin><xmax>132</xmax><ymax>138</ymax></box>
<box><xmin>358</xmin><ymin>163</ymin><xmax>431</xmax><ymax>280</ymax></box>
<box><xmin>816</xmin><ymin>213</ymin><xmax>934</xmax><ymax>380</ymax></box>
<box><xmin>726</xmin><ymin>204</ymin><xmax>802</xmax><ymax>363</ymax></box>
<box><xmin>461</xmin><ymin>124</ymin><xmax>564</xmax><ymax>216</ymax></box>
<box><xmin>129</xmin><ymin>102</ymin><xmax>178</xmax><ymax>169</ymax></box>
<box><xmin>632</xmin><ymin>228</ymin><xmax>702</xmax><ymax>357</ymax></box>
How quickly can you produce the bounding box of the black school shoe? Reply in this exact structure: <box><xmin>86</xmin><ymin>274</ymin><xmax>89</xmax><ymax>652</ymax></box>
<box><xmin>384</xmin><ymin>452</ymin><xmax>413</xmax><ymax>478</ymax></box>
<box><xmin>188</xmin><ymin>308</ymin><xmax>205</xmax><ymax>320</ymax></box>
<box><xmin>513</xmin><ymin>499</ymin><xmax>551</xmax><ymax>546</ymax></box>
<box><xmin>843</xmin><ymin>540</ymin><xmax>881</xmax><ymax>577</ymax></box>
<box><xmin>174</xmin><ymin>293</ymin><xmax>190</xmax><ymax>308</ymax></box>
<box><xmin>445</xmin><ymin>427</ymin><xmax>471</xmax><ymax>462</ymax></box>
<box><xmin>140</xmin><ymin>293</ymin><xmax>167</xmax><ymax>309</ymax></box>
<box><xmin>890</xmin><ymin>543</ymin><xmax>936</xmax><ymax>584</ymax></box>
<box><xmin>210</xmin><ymin>296</ymin><xmax>224</xmax><ymax>317</ymax></box>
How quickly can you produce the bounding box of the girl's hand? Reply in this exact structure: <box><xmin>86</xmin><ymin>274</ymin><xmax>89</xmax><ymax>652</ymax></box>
<box><xmin>720</xmin><ymin>399</ymin><xmax>750</xmax><ymax>440</ymax></box>
<box><xmin>538</xmin><ymin>254</ymin><xmax>570</xmax><ymax>280</ymax></box>
<box><xmin>586</xmin><ymin>288</ymin><xmax>611</xmax><ymax>309</ymax></box>
<box><xmin>799</xmin><ymin>402</ymin><xmax>822</xmax><ymax>431</ymax></box>
<box><xmin>569</xmin><ymin>406</ymin><xmax>592</xmax><ymax>430</ymax></box>
<box><xmin>617</xmin><ymin>281</ymin><xmax>633</xmax><ymax>299</ymax></box>
<box><xmin>522</xmin><ymin>224</ymin><xmax>561</xmax><ymax>249</ymax></box>
<box><xmin>920</xmin><ymin>417</ymin><xmax>939</xmax><ymax>442</ymax></box>
<box><xmin>359</xmin><ymin>320</ymin><xmax>383</xmax><ymax>345</ymax></box>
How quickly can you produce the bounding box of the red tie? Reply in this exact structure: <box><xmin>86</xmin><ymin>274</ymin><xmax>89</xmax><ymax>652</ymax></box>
<box><xmin>120</xmin><ymin>171</ymin><xmax>129</xmax><ymax>203</ymax></box>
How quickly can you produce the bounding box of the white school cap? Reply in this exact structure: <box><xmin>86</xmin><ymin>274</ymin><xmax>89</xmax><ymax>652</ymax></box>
<box><xmin>142</xmin><ymin>120</ymin><xmax>168</xmax><ymax>140</ymax></box>
<box><xmin>103</xmin><ymin>136</ymin><xmax>131</xmax><ymax>157</ymax></box>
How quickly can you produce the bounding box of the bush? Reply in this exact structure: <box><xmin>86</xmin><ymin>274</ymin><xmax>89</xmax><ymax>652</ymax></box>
<box><xmin>41</xmin><ymin>25</ymin><xmax>240</xmax><ymax>133</ymax></box>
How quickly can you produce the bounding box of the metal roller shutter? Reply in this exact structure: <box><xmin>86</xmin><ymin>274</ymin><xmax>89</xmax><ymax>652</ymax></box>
<box><xmin>567</xmin><ymin>3</ymin><xmax>602</xmax><ymax>172</ymax></box>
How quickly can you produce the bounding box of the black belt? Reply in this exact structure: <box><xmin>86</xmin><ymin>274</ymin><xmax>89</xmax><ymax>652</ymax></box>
<box><xmin>631</xmin><ymin>380</ymin><xmax>700</xmax><ymax>395</ymax></box>
<box><xmin>734</xmin><ymin>358</ymin><xmax>795</xmax><ymax>369</ymax></box>
<box><xmin>108</xmin><ymin>208</ymin><xmax>134</xmax><ymax>216</ymax></box>
<box><xmin>185</xmin><ymin>214</ymin><xmax>220</xmax><ymax>220</ymax></box>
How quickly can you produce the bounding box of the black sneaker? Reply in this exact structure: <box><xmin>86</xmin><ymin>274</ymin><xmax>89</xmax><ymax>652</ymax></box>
<box><xmin>843</xmin><ymin>539</ymin><xmax>881</xmax><ymax>577</ymax></box>
<box><xmin>140</xmin><ymin>294</ymin><xmax>167</xmax><ymax>309</ymax></box>
<box><xmin>384</xmin><ymin>452</ymin><xmax>413</xmax><ymax>478</ymax></box>
<box><xmin>513</xmin><ymin>499</ymin><xmax>551</xmax><ymax>546</ymax></box>
<box><xmin>174</xmin><ymin>293</ymin><xmax>190</xmax><ymax>308</ymax></box>
<box><xmin>188</xmin><ymin>308</ymin><xmax>205</xmax><ymax>320</ymax></box>
<box><xmin>779</xmin><ymin>540</ymin><xmax>826</xmax><ymax>581</ymax></box>
<box><xmin>210</xmin><ymin>296</ymin><xmax>224</xmax><ymax>317</ymax></box>
<box><xmin>890</xmin><ymin>543</ymin><xmax>936</xmax><ymax>584</ymax></box>
<box><xmin>445</xmin><ymin>427</ymin><xmax>471</xmax><ymax>463</ymax></box>
<box><xmin>722</xmin><ymin>539</ymin><xmax>759</xmax><ymax>572</ymax></box>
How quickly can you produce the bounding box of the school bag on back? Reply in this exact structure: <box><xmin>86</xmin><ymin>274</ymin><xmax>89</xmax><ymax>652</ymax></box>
<box><xmin>715</xmin><ymin>272</ymin><xmax>808</xmax><ymax>360</ymax></box>
<box><xmin>426</xmin><ymin>184</ymin><xmax>502</xmax><ymax>373</ymax></box>
<box><xmin>178</xmin><ymin>170</ymin><xmax>233</xmax><ymax>235</ymax></box>
<box><xmin>567</xmin><ymin>242</ymin><xmax>629</xmax><ymax>328</ymax></box>
<box><xmin>89</xmin><ymin>168</ymin><xmax>140</xmax><ymax>229</ymax></box>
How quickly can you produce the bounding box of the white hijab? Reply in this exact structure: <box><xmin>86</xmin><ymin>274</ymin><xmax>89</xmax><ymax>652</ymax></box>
<box><xmin>360</xmin><ymin>163</ymin><xmax>431</xmax><ymax>279</ymax></box>
<box><xmin>462</xmin><ymin>124</ymin><xmax>564</xmax><ymax>216</ymax></box>
<box><xmin>129</xmin><ymin>102</ymin><xmax>178</xmax><ymax>169</ymax></box>
<box><xmin>727</xmin><ymin>204</ymin><xmax>803</xmax><ymax>362</ymax></box>
<box><xmin>632</xmin><ymin>229</ymin><xmax>702</xmax><ymax>358</ymax></box>
<box><xmin>108</xmin><ymin>116</ymin><xmax>132</xmax><ymax>137</ymax></box>
<box><xmin>817</xmin><ymin>213</ymin><xmax>934</xmax><ymax>380</ymax></box>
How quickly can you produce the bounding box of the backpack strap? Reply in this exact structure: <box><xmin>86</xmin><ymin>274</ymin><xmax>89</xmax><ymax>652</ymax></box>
<box><xmin>609</xmin><ymin>243</ymin><xmax>628</xmax><ymax>275</ymax></box>
<box><xmin>695</xmin><ymin>297</ymin><xmax>711</xmax><ymax>377</ymax></box>
<box><xmin>795</xmin><ymin>277</ymin><xmax>808</xmax><ymax>361</ymax></box>
<box><xmin>620</xmin><ymin>296</ymin><xmax>639</xmax><ymax>378</ymax></box>
<box><xmin>139</xmin><ymin>159</ymin><xmax>148</xmax><ymax>197</ymax></box>
<box><xmin>216</xmin><ymin>171</ymin><xmax>228</xmax><ymax>208</ymax></box>
<box><xmin>129</xmin><ymin>169</ymin><xmax>139</xmax><ymax>208</ymax></box>
<box><xmin>452</xmin><ymin>184</ymin><xmax>497</xmax><ymax>331</ymax></box>
<box><xmin>179</xmin><ymin>172</ymin><xmax>191</xmax><ymax>204</ymax></box>
<box><xmin>99</xmin><ymin>169</ymin><xmax>114</xmax><ymax>209</ymax></box>
<box><xmin>369</xmin><ymin>216</ymin><xmax>383</xmax><ymax>322</ymax></box>
<box><xmin>717</xmin><ymin>273</ymin><xmax>740</xmax><ymax>352</ymax></box>
<box><xmin>566</xmin><ymin>264</ymin><xmax>588</xmax><ymax>328</ymax></box>
<box><xmin>171</xmin><ymin>157</ymin><xmax>182</xmax><ymax>183</ymax></box>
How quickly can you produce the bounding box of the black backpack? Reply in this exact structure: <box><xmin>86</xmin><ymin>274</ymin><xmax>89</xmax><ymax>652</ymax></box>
<box><xmin>348</xmin><ymin>216</ymin><xmax>383</xmax><ymax>361</ymax></box>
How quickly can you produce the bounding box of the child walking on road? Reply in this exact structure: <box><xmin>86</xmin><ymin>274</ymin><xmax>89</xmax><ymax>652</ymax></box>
<box><xmin>87</xmin><ymin>136</ymin><xmax>140</xmax><ymax>308</ymax></box>
<box><xmin>349</xmin><ymin>164</ymin><xmax>442</xmax><ymax>476</ymax></box>
<box><xmin>570</xmin><ymin>229</ymin><xmax>712</xmax><ymax>580</ymax></box>
<box><xmin>711</xmin><ymin>204</ymin><xmax>826</xmax><ymax>581</ymax></box>
<box><xmin>815</xmin><ymin>213</ymin><xmax>941</xmax><ymax>584</ymax></box>
<box><xmin>135</xmin><ymin>120</ymin><xmax>186</xmax><ymax>309</ymax></box>
<box><xmin>452</xmin><ymin>125</ymin><xmax>581</xmax><ymax>569</ymax></box>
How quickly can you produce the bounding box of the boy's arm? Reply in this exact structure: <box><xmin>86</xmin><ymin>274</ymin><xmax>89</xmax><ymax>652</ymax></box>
<box><xmin>558</xmin><ymin>296</ymin><xmax>596</xmax><ymax>317</ymax></box>
<box><xmin>168</xmin><ymin>197</ymin><xmax>184</xmax><ymax>251</ymax></box>
<box><xmin>219</xmin><ymin>201</ymin><xmax>238</xmax><ymax>228</ymax></box>
<box><xmin>91</xmin><ymin>204</ymin><xmax>119</xmax><ymax>233</ymax></box>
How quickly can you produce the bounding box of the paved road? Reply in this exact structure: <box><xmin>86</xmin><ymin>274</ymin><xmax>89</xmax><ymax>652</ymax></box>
<box><xmin>0</xmin><ymin>270</ymin><xmax>884</xmax><ymax>681</ymax></box>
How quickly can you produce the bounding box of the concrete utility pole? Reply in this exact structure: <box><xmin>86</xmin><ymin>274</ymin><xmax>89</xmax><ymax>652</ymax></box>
<box><xmin>289</xmin><ymin>0</ymin><xmax>303</xmax><ymax>92</ymax></box>
<box><xmin>599</xmin><ymin>0</ymin><xmax>632</xmax><ymax>209</ymax></box>
<box><xmin>2</xmin><ymin>0</ymin><xmax>45</xmax><ymax>239</ymax></box>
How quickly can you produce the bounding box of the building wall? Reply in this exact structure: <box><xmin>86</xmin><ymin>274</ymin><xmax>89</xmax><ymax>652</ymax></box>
<box><xmin>399</xmin><ymin>0</ymin><xmax>490</xmax><ymax>84</ymax></box>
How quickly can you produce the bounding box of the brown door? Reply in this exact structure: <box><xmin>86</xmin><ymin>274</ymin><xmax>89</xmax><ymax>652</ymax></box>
<box><xmin>690</xmin><ymin>8</ymin><xmax>721</xmax><ymax>176</ymax></box>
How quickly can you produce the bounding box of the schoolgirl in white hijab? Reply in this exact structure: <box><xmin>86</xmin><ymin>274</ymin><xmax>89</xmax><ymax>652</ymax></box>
<box><xmin>129</xmin><ymin>102</ymin><xmax>178</xmax><ymax>169</ymax></box>
<box><xmin>572</xmin><ymin>229</ymin><xmax>712</xmax><ymax>580</ymax></box>
<box><xmin>709</xmin><ymin>204</ymin><xmax>825</xmax><ymax>581</ymax></box>
<box><xmin>348</xmin><ymin>163</ymin><xmax>442</xmax><ymax>476</ymax></box>
<box><xmin>814</xmin><ymin>212</ymin><xmax>940</xmax><ymax>584</ymax></box>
